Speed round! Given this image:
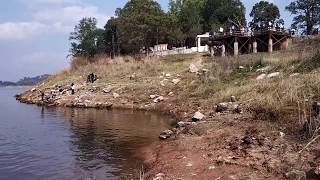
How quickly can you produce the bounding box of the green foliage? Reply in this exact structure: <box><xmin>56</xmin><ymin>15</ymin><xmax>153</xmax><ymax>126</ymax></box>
<box><xmin>249</xmin><ymin>1</ymin><xmax>281</xmax><ymax>29</ymax></box>
<box><xmin>116</xmin><ymin>0</ymin><xmax>167</xmax><ymax>53</ymax></box>
<box><xmin>201</xmin><ymin>0</ymin><xmax>246</xmax><ymax>31</ymax></box>
<box><xmin>69</xmin><ymin>17</ymin><xmax>104</xmax><ymax>58</ymax></box>
<box><xmin>286</xmin><ymin>0</ymin><xmax>320</xmax><ymax>35</ymax></box>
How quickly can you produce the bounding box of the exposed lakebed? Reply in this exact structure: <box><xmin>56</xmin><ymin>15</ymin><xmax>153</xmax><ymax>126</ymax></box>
<box><xmin>0</xmin><ymin>87</ymin><xmax>172</xmax><ymax>180</ymax></box>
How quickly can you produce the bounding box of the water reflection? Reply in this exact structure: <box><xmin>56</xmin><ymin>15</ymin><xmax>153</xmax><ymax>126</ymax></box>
<box><xmin>0</xmin><ymin>87</ymin><xmax>172</xmax><ymax>180</ymax></box>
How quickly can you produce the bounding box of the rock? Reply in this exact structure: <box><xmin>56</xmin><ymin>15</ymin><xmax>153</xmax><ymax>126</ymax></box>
<box><xmin>153</xmin><ymin>96</ymin><xmax>164</xmax><ymax>103</ymax></box>
<box><xmin>192</xmin><ymin>111</ymin><xmax>205</xmax><ymax>121</ymax></box>
<box><xmin>129</xmin><ymin>73</ymin><xmax>137</xmax><ymax>80</ymax></box>
<box><xmin>290</xmin><ymin>73</ymin><xmax>300</xmax><ymax>77</ymax></box>
<box><xmin>285</xmin><ymin>170</ymin><xmax>306</xmax><ymax>180</ymax></box>
<box><xmin>202</xmin><ymin>68</ymin><xmax>209</xmax><ymax>73</ymax></box>
<box><xmin>159</xmin><ymin>130</ymin><xmax>173</xmax><ymax>140</ymax></box>
<box><xmin>168</xmin><ymin>92</ymin><xmax>174</xmax><ymax>96</ymax></box>
<box><xmin>208</xmin><ymin>165</ymin><xmax>216</xmax><ymax>170</ymax></box>
<box><xmin>256</xmin><ymin>66</ymin><xmax>272</xmax><ymax>73</ymax></box>
<box><xmin>150</xmin><ymin>95</ymin><xmax>157</xmax><ymax>99</ymax></box>
<box><xmin>233</xmin><ymin>104</ymin><xmax>242</xmax><ymax>114</ymax></box>
<box><xmin>160</xmin><ymin>81</ymin><xmax>165</xmax><ymax>87</ymax></box>
<box><xmin>231</xmin><ymin>96</ymin><xmax>237</xmax><ymax>102</ymax></box>
<box><xmin>177</xmin><ymin>121</ymin><xmax>193</xmax><ymax>128</ymax></box>
<box><xmin>31</xmin><ymin>88</ymin><xmax>37</xmax><ymax>92</ymax></box>
<box><xmin>102</xmin><ymin>85</ymin><xmax>113</xmax><ymax>93</ymax></box>
<box><xmin>239</xmin><ymin>66</ymin><xmax>245</xmax><ymax>69</ymax></box>
<box><xmin>113</xmin><ymin>93</ymin><xmax>120</xmax><ymax>98</ymax></box>
<box><xmin>241</xmin><ymin>135</ymin><xmax>253</xmax><ymax>145</ymax></box>
<box><xmin>280</xmin><ymin>132</ymin><xmax>285</xmax><ymax>138</ymax></box>
<box><xmin>267</xmin><ymin>72</ymin><xmax>280</xmax><ymax>79</ymax></box>
<box><xmin>172</xmin><ymin>78</ymin><xmax>181</xmax><ymax>85</ymax></box>
<box><xmin>216</xmin><ymin>103</ymin><xmax>229</xmax><ymax>112</ymax></box>
<box><xmin>256</xmin><ymin>73</ymin><xmax>267</xmax><ymax>80</ymax></box>
<box><xmin>189</xmin><ymin>64</ymin><xmax>199</xmax><ymax>73</ymax></box>
<box><xmin>165</xmin><ymin>73</ymin><xmax>171</xmax><ymax>77</ymax></box>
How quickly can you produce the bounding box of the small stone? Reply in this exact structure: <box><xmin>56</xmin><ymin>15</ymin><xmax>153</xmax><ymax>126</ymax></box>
<box><xmin>150</xmin><ymin>95</ymin><xmax>157</xmax><ymax>99</ymax></box>
<box><xmin>159</xmin><ymin>130</ymin><xmax>173</xmax><ymax>140</ymax></box>
<box><xmin>189</xmin><ymin>64</ymin><xmax>199</xmax><ymax>73</ymax></box>
<box><xmin>267</xmin><ymin>72</ymin><xmax>280</xmax><ymax>79</ymax></box>
<box><xmin>186</xmin><ymin>163</ymin><xmax>193</xmax><ymax>167</ymax></box>
<box><xmin>172</xmin><ymin>78</ymin><xmax>181</xmax><ymax>85</ymax></box>
<box><xmin>192</xmin><ymin>111</ymin><xmax>205</xmax><ymax>121</ymax></box>
<box><xmin>202</xmin><ymin>68</ymin><xmax>209</xmax><ymax>73</ymax></box>
<box><xmin>168</xmin><ymin>92</ymin><xmax>174</xmax><ymax>96</ymax></box>
<box><xmin>208</xmin><ymin>165</ymin><xmax>216</xmax><ymax>170</ymax></box>
<box><xmin>290</xmin><ymin>73</ymin><xmax>300</xmax><ymax>77</ymax></box>
<box><xmin>256</xmin><ymin>73</ymin><xmax>267</xmax><ymax>80</ymax></box>
<box><xmin>216</xmin><ymin>103</ymin><xmax>228</xmax><ymax>112</ymax></box>
<box><xmin>231</xmin><ymin>96</ymin><xmax>237</xmax><ymax>102</ymax></box>
<box><xmin>113</xmin><ymin>93</ymin><xmax>120</xmax><ymax>98</ymax></box>
<box><xmin>239</xmin><ymin>66</ymin><xmax>245</xmax><ymax>69</ymax></box>
<box><xmin>31</xmin><ymin>88</ymin><xmax>37</xmax><ymax>92</ymax></box>
<box><xmin>160</xmin><ymin>81</ymin><xmax>165</xmax><ymax>87</ymax></box>
<box><xmin>256</xmin><ymin>66</ymin><xmax>272</xmax><ymax>73</ymax></box>
<box><xmin>165</xmin><ymin>73</ymin><xmax>171</xmax><ymax>77</ymax></box>
<box><xmin>102</xmin><ymin>85</ymin><xmax>113</xmax><ymax>93</ymax></box>
<box><xmin>154</xmin><ymin>96</ymin><xmax>164</xmax><ymax>103</ymax></box>
<box><xmin>280</xmin><ymin>132</ymin><xmax>285</xmax><ymax>138</ymax></box>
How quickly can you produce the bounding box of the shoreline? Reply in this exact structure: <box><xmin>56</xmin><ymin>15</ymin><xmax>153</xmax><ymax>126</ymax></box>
<box><xmin>16</xmin><ymin>85</ymin><xmax>319</xmax><ymax>180</ymax></box>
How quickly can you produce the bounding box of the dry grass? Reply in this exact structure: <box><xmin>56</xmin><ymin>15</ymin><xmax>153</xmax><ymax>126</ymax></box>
<box><xmin>41</xmin><ymin>35</ymin><xmax>320</xmax><ymax>135</ymax></box>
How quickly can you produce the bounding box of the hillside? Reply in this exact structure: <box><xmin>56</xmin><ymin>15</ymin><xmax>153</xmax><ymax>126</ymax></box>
<box><xmin>0</xmin><ymin>74</ymin><xmax>50</xmax><ymax>87</ymax></box>
<box><xmin>17</xmin><ymin>36</ymin><xmax>320</xmax><ymax>179</ymax></box>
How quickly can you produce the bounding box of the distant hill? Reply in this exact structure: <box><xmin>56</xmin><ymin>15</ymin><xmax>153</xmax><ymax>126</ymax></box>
<box><xmin>0</xmin><ymin>74</ymin><xmax>51</xmax><ymax>87</ymax></box>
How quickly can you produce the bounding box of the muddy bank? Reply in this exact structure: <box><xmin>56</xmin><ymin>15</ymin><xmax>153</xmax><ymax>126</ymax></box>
<box><xmin>16</xmin><ymin>83</ymin><xmax>320</xmax><ymax>180</ymax></box>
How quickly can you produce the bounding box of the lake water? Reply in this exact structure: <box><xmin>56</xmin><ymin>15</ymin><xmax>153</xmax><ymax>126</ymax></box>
<box><xmin>0</xmin><ymin>87</ymin><xmax>172</xmax><ymax>180</ymax></box>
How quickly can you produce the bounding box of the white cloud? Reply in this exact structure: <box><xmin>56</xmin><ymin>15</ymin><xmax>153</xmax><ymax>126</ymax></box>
<box><xmin>0</xmin><ymin>0</ymin><xmax>109</xmax><ymax>40</ymax></box>
<box><xmin>0</xmin><ymin>21</ymin><xmax>47</xmax><ymax>40</ymax></box>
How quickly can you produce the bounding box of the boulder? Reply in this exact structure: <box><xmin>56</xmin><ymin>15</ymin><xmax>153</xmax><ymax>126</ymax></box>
<box><xmin>267</xmin><ymin>72</ymin><xmax>280</xmax><ymax>79</ymax></box>
<box><xmin>172</xmin><ymin>78</ymin><xmax>181</xmax><ymax>85</ymax></box>
<box><xmin>256</xmin><ymin>73</ymin><xmax>267</xmax><ymax>80</ymax></box>
<box><xmin>113</xmin><ymin>93</ymin><xmax>120</xmax><ymax>98</ymax></box>
<box><xmin>189</xmin><ymin>64</ymin><xmax>199</xmax><ymax>73</ymax></box>
<box><xmin>216</xmin><ymin>103</ymin><xmax>229</xmax><ymax>112</ymax></box>
<box><xmin>285</xmin><ymin>170</ymin><xmax>306</xmax><ymax>180</ymax></box>
<box><xmin>102</xmin><ymin>85</ymin><xmax>113</xmax><ymax>93</ymax></box>
<box><xmin>192</xmin><ymin>111</ymin><xmax>205</xmax><ymax>121</ymax></box>
<box><xmin>159</xmin><ymin>130</ymin><xmax>173</xmax><ymax>140</ymax></box>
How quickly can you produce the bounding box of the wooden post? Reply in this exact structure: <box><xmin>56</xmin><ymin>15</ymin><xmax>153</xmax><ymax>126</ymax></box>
<box><xmin>253</xmin><ymin>40</ymin><xmax>257</xmax><ymax>54</ymax></box>
<box><xmin>283</xmin><ymin>37</ymin><xmax>289</xmax><ymax>50</ymax></box>
<box><xmin>197</xmin><ymin>37</ymin><xmax>201</xmax><ymax>52</ymax></box>
<box><xmin>268</xmin><ymin>34</ymin><xmax>273</xmax><ymax>53</ymax></box>
<box><xmin>234</xmin><ymin>40</ymin><xmax>239</xmax><ymax>56</ymax></box>
<box><xmin>221</xmin><ymin>44</ymin><xmax>226</xmax><ymax>57</ymax></box>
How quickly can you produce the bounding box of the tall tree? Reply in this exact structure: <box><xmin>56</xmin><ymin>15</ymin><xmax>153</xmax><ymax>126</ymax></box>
<box><xmin>116</xmin><ymin>0</ymin><xmax>167</xmax><ymax>53</ymax></box>
<box><xmin>202</xmin><ymin>0</ymin><xmax>246</xmax><ymax>31</ymax></box>
<box><xmin>249</xmin><ymin>1</ymin><xmax>281</xmax><ymax>30</ymax></box>
<box><xmin>69</xmin><ymin>17</ymin><xmax>102</xmax><ymax>58</ymax></box>
<box><xmin>169</xmin><ymin>0</ymin><xmax>204</xmax><ymax>47</ymax></box>
<box><xmin>286</xmin><ymin>0</ymin><xmax>320</xmax><ymax>35</ymax></box>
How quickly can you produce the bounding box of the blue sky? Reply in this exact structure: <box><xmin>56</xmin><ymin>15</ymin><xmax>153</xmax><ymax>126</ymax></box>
<box><xmin>0</xmin><ymin>0</ymin><xmax>294</xmax><ymax>81</ymax></box>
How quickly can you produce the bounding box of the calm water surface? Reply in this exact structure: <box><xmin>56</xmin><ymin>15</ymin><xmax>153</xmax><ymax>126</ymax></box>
<box><xmin>0</xmin><ymin>87</ymin><xmax>172</xmax><ymax>180</ymax></box>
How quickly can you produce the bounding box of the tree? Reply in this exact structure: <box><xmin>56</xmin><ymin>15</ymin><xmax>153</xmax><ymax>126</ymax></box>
<box><xmin>286</xmin><ymin>0</ymin><xmax>320</xmax><ymax>35</ymax></box>
<box><xmin>202</xmin><ymin>0</ymin><xmax>246</xmax><ymax>32</ymax></box>
<box><xmin>249</xmin><ymin>1</ymin><xmax>281</xmax><ymax>30</ymax></box>
<box><xmin>116</xmin><ymin>0</ymin><xmax>167</xmax><ymax>53</ymax></box>
<box><xmin>69</xmin><ymin>17</ymin><xmax>103</xmax><ymax>58</ymax></box>
<box><xmin>104</xmin><ymin>17</ymin><xmax>119</xmax><ymax>57</ymax></box>
<box><xmin>169</xmin><ymin>0</ymin><xmax>204</xmax><ymax>47</ymax></box>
